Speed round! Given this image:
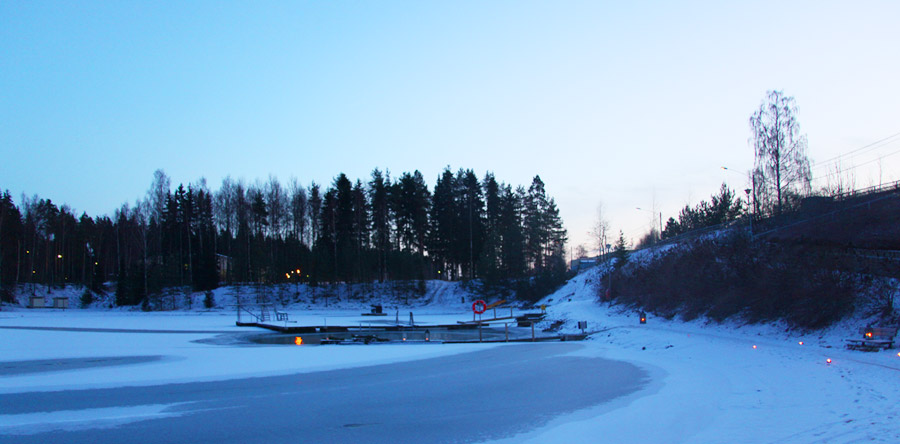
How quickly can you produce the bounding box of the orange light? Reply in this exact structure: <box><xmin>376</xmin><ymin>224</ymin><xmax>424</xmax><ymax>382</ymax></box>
<box><xmin>865</xmin><ymin>332</ymin><xmax>873</xmax><ymax>338</ymax></box>
<box><xmin>826</xmin><ymin>358</ymin><xmax>832</xmax><ymax>364</ymax></box>
<box><xmin>752</xmin><ymin>345</ymin><xmax>757</xmax><ymax>349</ymax></box>
<box><xmin>294</xmin><ymin>337</ymin><xmax>303</xmax><ymax>345</ymax></box>
<box><xmin>798</xmin><ymin>341</ymin><xmax>804</xmax><ymax>345</ymax></box>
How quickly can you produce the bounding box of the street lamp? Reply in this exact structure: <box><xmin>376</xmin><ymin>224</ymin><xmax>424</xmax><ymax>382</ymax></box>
<box><xmin>636</xmin><ymin>207</ymin><xmax>663</xmax><ymax>241</ymax></box>
<box><xmin>606</xmin><ymin>243</ymin><xmax>612</xmax><ymax>302</ymax></box>
<box><xmin>721</xmin><ymin>166</ymin><xmax>755</xmax><ymax>239</ymax></box>
<box><xmin>287</xmin><ymin>268</ymin><xmax>302</xmax><ymax>296</ymax></box>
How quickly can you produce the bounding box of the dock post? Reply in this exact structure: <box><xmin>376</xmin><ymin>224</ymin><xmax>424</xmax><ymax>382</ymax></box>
<box><xmin>505</xmin><ymin>323</ymin><xmax>509</xmax><ymax>342</ymax></box>
<box><xmin>479</xmin><ymin>323</ymin><xmax>482</xmax><ymax>343</ymax></box>
<box><xmin>531</xmin><ymin>322</ymin><xmax>535</xmax><ymax>342</ymax></box>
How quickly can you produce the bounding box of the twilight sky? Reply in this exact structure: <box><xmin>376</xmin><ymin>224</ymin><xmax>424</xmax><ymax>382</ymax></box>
<box><xmin>2</xmin><ymin>1</ymin><xmax>899</xmax><ymax>254</ymax></box>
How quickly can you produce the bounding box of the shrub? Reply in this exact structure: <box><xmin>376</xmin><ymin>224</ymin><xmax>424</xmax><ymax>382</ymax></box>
<box><xmin>80</xmin><ymin>289</ymin><xmax>94</xmax><ymax>308</ymax></box>
<box><xmin>606</xmin><ymin>233</ymin><xmax>858</xmax><ymax>329</ymax></box>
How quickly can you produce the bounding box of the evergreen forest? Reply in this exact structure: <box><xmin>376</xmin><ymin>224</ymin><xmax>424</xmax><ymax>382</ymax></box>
<box><xmin>0</xmin><ymin>167</ymin><xmax>568</xmax><ymax>306</ymax></box>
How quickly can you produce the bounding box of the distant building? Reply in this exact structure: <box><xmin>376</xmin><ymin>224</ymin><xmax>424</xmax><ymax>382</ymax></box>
<box><xmin>216</xmin><ymin>254</ymin><xmax>233</xmax><ymax>281</ymax></box>
<box><xmin>569</xmin><ymin>256</ymin><xmax>599</xmax><ymax>272</ymax></box>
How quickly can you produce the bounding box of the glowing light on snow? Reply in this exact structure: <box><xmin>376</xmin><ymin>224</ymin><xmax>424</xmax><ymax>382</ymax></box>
<box><xmin>826</xmin><ymin>358</ymin><xmax>832</xmax><ymax>364</ymax></box>
<box><xmin>294</xmin><ymin>337</ymin><xmax>303</xmax><ymax>345</ymax></box>
<box><xmin>752</xmin><ymin>345</ymin><xmax>757</xmax><ymax>349</ymax></box>
<box><xmin>798</xmin><ymin>341</ymin><xmax>804</xmax><ymax>345</ymax></box>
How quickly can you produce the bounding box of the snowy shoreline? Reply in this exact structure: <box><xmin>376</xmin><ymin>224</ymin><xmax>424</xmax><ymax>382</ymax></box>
<box><xmin>2</xmin><ymin>270</ymin><xmax>899</xmax><ymax>442</ymax></box>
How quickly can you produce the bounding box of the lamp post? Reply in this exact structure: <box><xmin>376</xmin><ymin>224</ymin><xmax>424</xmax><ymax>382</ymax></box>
<box><xmin>287</xmin><ymin>268</ymin><xmax>302</xmax><ymax>296</ymax></box>
<box><xmin>605</xmin><ymin>243</ymin><xmax>612</xmax><ymax>303</ymax></box>
<box><xmin>636</xmin><ymin>207</ymin><xmax>663</xmax><ymax>241</ymax></box>
<box><xmin>721</xmin><ymin>166</ymin><xmax>755</xmax><ymax>239</ymax></box>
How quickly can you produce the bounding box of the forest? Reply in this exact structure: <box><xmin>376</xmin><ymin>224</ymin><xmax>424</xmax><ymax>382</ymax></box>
<box><xmin>0</xmin><ymin>167</ymin><xmax>568</xmax><ymax>306</ymax></box>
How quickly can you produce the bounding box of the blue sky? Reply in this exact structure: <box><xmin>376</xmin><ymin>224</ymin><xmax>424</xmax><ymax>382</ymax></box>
<box><xmin>2</xmin><ymin>1</ymin><xmax>899</xmax><ymax>253</ymax></box>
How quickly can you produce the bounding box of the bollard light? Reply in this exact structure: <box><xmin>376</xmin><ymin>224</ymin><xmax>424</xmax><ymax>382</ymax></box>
<box><xmin>752</xmin><ymin>345</ymin><xmax>757</xmax><ymax>349</ymax></box>
<box><xmin>826</xmin><ymin>358</ymin><xmax>832</xmax><ymax>364</ymax></box>
<box><xmin>294</xmin><ymin>337</ymin><xmax>303</xmax><ymax>345</ymax></box>
<box><xmin>798</xmin><ymin>341</ymin><xmax>804</xmax><ymax>345</ymax></box>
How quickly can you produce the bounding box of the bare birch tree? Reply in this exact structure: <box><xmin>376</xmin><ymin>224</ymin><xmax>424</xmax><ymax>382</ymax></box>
<box><xmin>589</xmin><ymin>203</ymin><xmax>610</xmax><ymax>256</ymax></box>
<box><xmin>750</xmin><ymin>90</ymin><xmax>812</xmax><ymax>215</ymax></box>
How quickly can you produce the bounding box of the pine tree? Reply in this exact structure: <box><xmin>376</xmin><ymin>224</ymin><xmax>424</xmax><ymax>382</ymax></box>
<box><xmin>368</xmin><ymin>169</ymin><xmax>392</xmax><ymax>282</ymax></box>
<box><xmin>307</xmin><ymin>183</ymin><xmax>322</xmax><ymax>247</ymax></box>
<box><xmin>0</xmin><ymin>191</ymin><xmax>24</xmax><ymax>301</ymax></box>
<box><xmin>613</xmin><ymin>231</ymin><xmax>629</xmax><ymax>269</ymax></box>
<box><xmin>456</xmin><ymin>169</ymin><xmax>484</xmax><ymax>279</ymax></box>
<box><xmin>288</xmin><ymin>179</ymin><xmax>308</xmax><ymax>246</ymax></box>
<box><xmin>429</xmin><ymin>168</ymin><xmax>456</xmax><ymax>278</ymax></box>
<box><xmin>395</xmin><ymin>171</ymin><xmax>430</xmax><ymax>255</ymax></box>
<box><xmin>351</xmin><ymin>180</ymin><xmax>370</xmax><ymax>281</ymax></box>
<box><xmin>499</xmin><ymin>185</ymin><xmax>525</xmax><ymax>278</ymax></box>
<box><xmin>523</xmin><ymin>176</ymin><xmax>550</xmax><ymax>271</ymax></box>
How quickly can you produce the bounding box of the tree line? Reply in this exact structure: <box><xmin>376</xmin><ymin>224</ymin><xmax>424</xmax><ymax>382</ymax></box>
<box><xmin>0</xmin><ymin>167</ymin><xmax>567</xmax><ymax>305</ymax></box>
<box><xmin>660</xmin><ymin>183</ymin><xmax>746</xmax><ymax>241</ymax></box>
<box><xmin>637</xmin><ymin>90</ymin><xmax>811</xmax><ymax>247</ymax></box>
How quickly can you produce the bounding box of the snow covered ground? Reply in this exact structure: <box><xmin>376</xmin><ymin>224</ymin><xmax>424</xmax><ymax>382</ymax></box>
<box><xmin>2</xmin><ymin>271</ymin><xmax>899</xmax><ymax>443</ymax></box>
<box><xmin>506</xmin><ymin>266</ymin><xmax>900</xmax><ymax>443</ymax></box>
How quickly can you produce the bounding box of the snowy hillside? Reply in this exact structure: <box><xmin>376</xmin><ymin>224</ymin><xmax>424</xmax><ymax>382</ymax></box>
<box><xmin>503</xmin><ymin>263</ymin><xmax>900</xmax><ymax>443</ymax></box>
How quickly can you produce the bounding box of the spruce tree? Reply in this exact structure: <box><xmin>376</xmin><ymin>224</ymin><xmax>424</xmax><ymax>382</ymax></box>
<box><xmin>429</xmin><ymin>168</ymin><xmax>456</xmax><ymax>278</ymax></box>
<box><xmin>613</xmin><ymin>231</ymin><xmax>629</xmax><ymax>269</ymax></box>
<box><xmin>368</xmin><ymin>169</ymin><xmax>392</xmax><ymax>281</ymax></box>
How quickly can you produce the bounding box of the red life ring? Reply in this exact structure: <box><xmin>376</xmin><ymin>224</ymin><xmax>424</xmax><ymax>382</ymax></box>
<box><xmin>472</xmin><ymin>300</ymin><xmax>487</xmax><ymax>314</ymax></box>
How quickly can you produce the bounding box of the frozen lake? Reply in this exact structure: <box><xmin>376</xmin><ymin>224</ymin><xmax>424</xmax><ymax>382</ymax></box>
<box><xmin>0</xmin><ymin>343</ymin><xmax>647</xmax><ymax>444</ymax></box>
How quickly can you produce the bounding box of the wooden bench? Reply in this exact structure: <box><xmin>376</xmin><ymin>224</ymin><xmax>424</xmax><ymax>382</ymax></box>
<box><xmin>845</xmin><ymin>327</ymin><xmax>897</xmax><ymax>351</ymax></box>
